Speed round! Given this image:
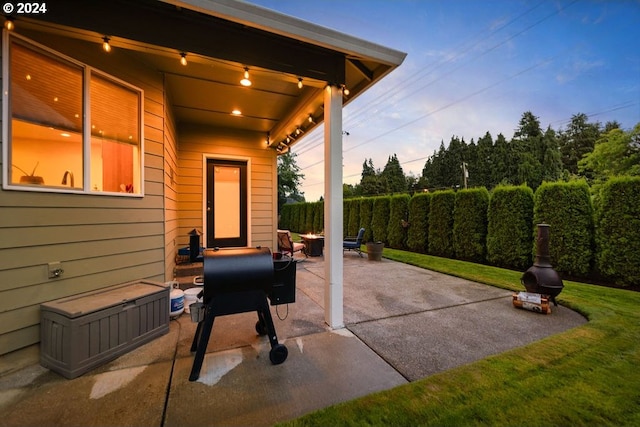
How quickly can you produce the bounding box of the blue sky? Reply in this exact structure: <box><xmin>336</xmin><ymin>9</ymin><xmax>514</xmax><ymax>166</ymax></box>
<box><xmin>249</xmin><ymin>0</ymin><xmax>640</xmax><ymax>201</ymax></box>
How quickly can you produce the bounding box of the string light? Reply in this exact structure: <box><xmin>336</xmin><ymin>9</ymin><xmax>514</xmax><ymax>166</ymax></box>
<box><xmin>297</xmin><ymin>78</ymin><xmax>303</xmax><ymax>89</ymax></box>
<box><xmin>4</xmin><ymin>18</ymin><xmax>14</xmax><ymax>31</ymax></box>
<box><xmin>342</xmin><ymin>85</ymin><xmax>350</xmax><ymax>96</ymax></box>
<box><xmin>180</xmin><ymin>52</ymin><xmax>187</xmax><ymax>66</ymax></box>
<box><xmin>240</xmin><ymin>67</ymin><xmax>252</xmax><ymax>86</ymax></box>
<box><xmin>102</xmin><ymin>36</ymin><xmax>111</xmax><ymax>53</ymax></box>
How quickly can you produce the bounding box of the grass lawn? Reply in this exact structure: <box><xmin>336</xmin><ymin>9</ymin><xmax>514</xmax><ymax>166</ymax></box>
<box><xmin>281</xmin><ymin>246</ymin><xmax>640</xmax><ymax>426</ymax></box>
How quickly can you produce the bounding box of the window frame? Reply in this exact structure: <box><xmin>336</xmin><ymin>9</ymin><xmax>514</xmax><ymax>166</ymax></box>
<box><xmin>2</xmin><ymin>31</ymin><xmax>145</xmax><ymax>197</ymax></box>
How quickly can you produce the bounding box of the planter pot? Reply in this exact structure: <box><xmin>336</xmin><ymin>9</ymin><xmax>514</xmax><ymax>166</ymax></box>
<box><xmin>366</xmin><ymin>242</ymin><xmax>384</xmax><ymax>261</ymax></box>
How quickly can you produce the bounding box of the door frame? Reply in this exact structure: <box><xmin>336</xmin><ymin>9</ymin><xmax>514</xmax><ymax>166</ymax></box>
<box><xmin>202</xmin><ymin>153</ymin><xmax>251</xmax><ymax>248</ymax></box>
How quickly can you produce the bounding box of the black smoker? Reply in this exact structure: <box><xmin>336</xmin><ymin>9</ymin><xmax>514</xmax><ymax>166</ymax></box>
<box><xmin>189</xmin><ymin>247</ymin><xmax>296</xmax><ymax>381</ymax></box>
<box><xmin>521</xmin><ymin>224</ymin><xmax>564</xmax><ymax>306</ymax></box>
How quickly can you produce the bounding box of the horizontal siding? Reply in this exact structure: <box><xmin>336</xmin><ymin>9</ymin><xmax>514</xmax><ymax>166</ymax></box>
<box><xmin>177</xmin><ymin>124</ymin><xmax>277</xmax><ymax>250</ymax></box>
<box><xmin>0</xmin><ymin>35</ymin><xmax>167</xmax><ymax>355</ymax></box>
<box><xmin>164</xmin><ymin>83</ymin><xmax>179</xmax><ymax>280</ymax></box>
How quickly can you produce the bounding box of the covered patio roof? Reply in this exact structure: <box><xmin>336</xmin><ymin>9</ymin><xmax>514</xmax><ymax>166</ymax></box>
<box><xmin>14</xmin><ymin>0</ymin><xmax>406</xmax><ymax>148</ymax></box>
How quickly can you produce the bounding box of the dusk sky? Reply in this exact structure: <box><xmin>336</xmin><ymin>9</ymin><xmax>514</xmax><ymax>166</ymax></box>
<box><xmin>249</xmin><ymin>0</ymin><xmax>640</xmax><ymax>201</ymax></box>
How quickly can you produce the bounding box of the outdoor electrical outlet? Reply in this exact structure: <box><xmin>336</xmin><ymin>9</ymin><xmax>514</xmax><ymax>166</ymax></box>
<box><xmin>48</xmin><ymin>262</ymin><xmax>64</xmax><ymax>279</ymax></box>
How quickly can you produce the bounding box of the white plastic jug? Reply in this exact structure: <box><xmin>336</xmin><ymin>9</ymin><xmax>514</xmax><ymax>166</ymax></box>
<box><xmin>168</xmin><ymin>281</ymin><xmax>184</xmax><ymax>318</ymax></box>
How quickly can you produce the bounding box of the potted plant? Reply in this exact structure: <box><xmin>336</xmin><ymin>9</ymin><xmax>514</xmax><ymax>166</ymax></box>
<box><xmin>366</xmin><ymin>241</ymin><xmax>384</xmax><ymax>261</ymax></box>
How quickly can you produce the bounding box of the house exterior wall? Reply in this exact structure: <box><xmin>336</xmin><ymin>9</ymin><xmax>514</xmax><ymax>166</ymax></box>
<box><xmin>0</xmin><ymin>34</ymin><xmax>167</xmax><ymax>355</ymax></box>
<box><xmin>163</xmin><ymin>86</ymin><xmax>179</xmax><ymax>281</ymax></box>
<box><xmin>176</xmin><ymin>124</ymin><xmax>278</xmax><ymax>252</ymax></box>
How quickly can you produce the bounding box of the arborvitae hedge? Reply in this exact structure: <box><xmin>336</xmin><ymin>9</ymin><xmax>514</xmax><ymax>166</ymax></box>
<box><xmin>454</xmin><ymin>187</ymin><xmax>489</xmax><ymax>263</ymax></box>
<box><xmin>387</xmin><ymin>194</ymin><xmax>410</xmax><ymax>249</ymax></box>
<box><xmin>428</xmin><ymin>190</ymin><xmax>455</xmax><ymax>258</ymax></box>
<box><xmin>304</xmin><ymin>201</ymin><xmax>315</xmax><ymax>233</ymax></box>
<box><xmin>348</xmin><ymin>199</ymin><xmax>361</xmax><ymax>237</ymax></box>
<box><xmin>298</xmin><ymin>203</ymin><xmax>307</xmax><ymax>233</ymax></box>
<box><xmin>313</xmin><ymin>201</ymin><xmax>324</xmax><ymax>234</ymax></box>
<box><xmin>359</xmin><ymin>197</ymin><xmax>374</xmax><ymax>243</ymax></box>
<box><xmin>595</xmin><ymin>176</ymin><xmax>640</xmax><ymax>286</ymax></box>
<box><xmin>343</xmin><ymin>199</ymin><xmax>351</xmax><ymax>236</ymax></box>
<box><xmin>407</xmin><ymin>193</ymin><xmax>430</xmax><ymax>253</ymax></box>
<box><xmin>371</xmin><ymin>196</ymin><xmax>390</xmax><ymax>244</ymax></box>
<box><xmin>534</xmin><ymin>180</ymin><xmax>593</xmax><ymax>277</ymax></box>
<box><xmin>487</xmin><ymin>185</ymin><xmax>534</xmax><ymax>270</ymax></box>
<box><xmin>279</xmin><ymin>204</ymin><xmax>290</xmax><ymax>230</ymax></box>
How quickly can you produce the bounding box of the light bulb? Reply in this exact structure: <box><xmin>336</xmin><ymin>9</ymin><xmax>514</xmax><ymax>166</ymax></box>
<box><xmin>4</xmin><ymin>19</ymin><xmax>14</xmax><ymax>31</ymax></box>
<box><xmin>298</xmin><ymin>78</ymin><xmax>303</xmax><ymax>89</ymax></box>
<box><xmin>102</xmin><ymin>37</ymin><xmax>111</xmax><ymax>53</ymax></box>
<box><xmin>180</xmin><ymin>53</ymin><xmax>187</xmax><ymax>66</ymax></box>
<box><xmin>240</xmin><ymin>67</ymin><xmax>252</xmax><ymax>86</ymax></box>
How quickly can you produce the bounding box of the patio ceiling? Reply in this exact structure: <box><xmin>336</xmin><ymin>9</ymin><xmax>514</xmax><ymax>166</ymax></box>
<box><xmin>13</xmin><ymin>0</ymin><xmax>405</xmax><ymax>151</ymax></box>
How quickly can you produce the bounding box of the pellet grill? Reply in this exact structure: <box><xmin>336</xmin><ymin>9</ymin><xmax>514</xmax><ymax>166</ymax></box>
<box><xmin>188</xmin><ymin>246</ymin><xmax>296</xmax><ymax>381</ymax></box>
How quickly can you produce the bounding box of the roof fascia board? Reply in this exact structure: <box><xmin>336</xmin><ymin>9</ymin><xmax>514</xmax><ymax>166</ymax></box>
<box><xmin>162</xmin><ymin>0</ymin><xmax>407</xmax><ymax>67</ymax></box>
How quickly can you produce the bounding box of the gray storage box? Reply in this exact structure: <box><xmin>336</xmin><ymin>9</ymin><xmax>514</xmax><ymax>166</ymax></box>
<box><xmin>40</xmin><ymin>280</ymin><xmax>169</xmax><ymax>379</ymax></box>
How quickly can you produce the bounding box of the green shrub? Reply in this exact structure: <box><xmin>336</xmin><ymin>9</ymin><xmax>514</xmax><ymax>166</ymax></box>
<box><xmin>343</xmin><ymin>199</ymin><xmax>351</xmax><ymax>236</ymax></box>
<box><xmin>454</xmin><ymin>187</ymin><xmax>489</xmax><ymax>263</ymax></box>
<box><xmin>348</xmin><ymin>199</ymin><xmax>361</xmax><ymax>237</ymax></box>
<box><xmin>487</xmin><ymin>185</ymin><xmax>534</xmax><ymax>270</ymax></box>
<box><xmin>279</xmin><ymin>204</ymin><xmax>291</xmax><ymax>230</ymax></box>
<box><xmin>371</xmin><ymin>196</ymin><xmax>391</xmax><ymax>244</ymax></box>
<box><xmin>406</xmin><ymin>193</ymin><xmax>430</xmax><ymax>253</ymax></box>
<box><xmin>313</xmin><ymin>201</ymin><xmax>324</xmax><ymax>233</ymax></box>
<box><xmin>359</xmin><ymin>197</ymin><xmax>374</xmax><ymax>243</ymax></box>
<box><xmin>387</xmin><ymin>194</ymin><xmax>411</xmax><ymax>249</ymax></box>
<box><xmin>304</xmin><ymin>201</ymin><xmax>314</xmax><ymax>233</ymax></box>
<box><xmin>595</xmin><ymin>176</ymin><xmax>640</xmax><ymax>286</ymax></box>
<box><xmin>297</xmin><ymin>203</ymin><xmax>307</xmax><ymax>233</ymax></box>
<box><xmin>534</xmin><ymin>180</ymin><xmax>594</xmax><ymax>277</ymax></box>
<box><xmin>428</xmin><ymin>190</ymin><xmax>456</xmax><ymax>257</ymax></box>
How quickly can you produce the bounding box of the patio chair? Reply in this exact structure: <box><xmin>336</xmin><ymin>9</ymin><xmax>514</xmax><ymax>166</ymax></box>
<box><xmin>343</xmin><ymin>227</ymin><xmax>365</xmax><ymax>257</ymax></box>
<box><xmin>277</xmin><ymin>230</ymin><xmax>306</xmax><ymax>258</ymax></box>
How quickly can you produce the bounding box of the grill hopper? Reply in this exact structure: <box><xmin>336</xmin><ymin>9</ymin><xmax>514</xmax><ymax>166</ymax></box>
<box><xmin>521</xmin><ymin>224</ymin><xmax>564</xmax><ymax>305</ymax></box>
<box><xmin>189</xmin><ymin>247</ymin><xmax>294</xmax><ymax>381</ymax></box>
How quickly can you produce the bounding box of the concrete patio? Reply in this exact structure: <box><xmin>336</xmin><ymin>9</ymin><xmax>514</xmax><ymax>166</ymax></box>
<box><xmin>0</xmin><ymin>253</ymin><xmax>586</xmax><ymax>426</ymax></box>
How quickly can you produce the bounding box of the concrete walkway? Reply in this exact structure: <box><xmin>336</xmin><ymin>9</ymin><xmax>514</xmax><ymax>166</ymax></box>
<box><xmin>0</xmin><ymin>254</ymin><xmax>586</xmax><ymax>426</ymax></box>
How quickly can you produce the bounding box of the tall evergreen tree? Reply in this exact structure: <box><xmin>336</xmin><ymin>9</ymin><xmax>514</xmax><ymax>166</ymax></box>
<box><xmin>558</xmin><ymin>113</ymin><xmax>601</xmax><ymax>175</ymax></box>
<box><xmin>381</xmin><ymin>154</ymin><xmax>407</xmax><ymax>193</ymax></box>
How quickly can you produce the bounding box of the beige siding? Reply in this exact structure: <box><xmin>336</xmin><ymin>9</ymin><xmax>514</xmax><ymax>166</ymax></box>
<box><xmin>177</xmin><ymin>124</ymin><xmax>277</xmax><ymax>251</ymax></box>
<box><xmin>0</xmin><ymin>36</ymin><xmax>167</xmax><ymax>354</ymax></box>
<box><xmin>163</xmin><ymin>80</ymin><xmax>179</xmax><ymax>281</ymax></box>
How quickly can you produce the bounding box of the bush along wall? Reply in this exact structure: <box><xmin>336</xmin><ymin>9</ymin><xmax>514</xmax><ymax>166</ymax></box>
<box><xmin>371</xmin><ymin>196</ymin><xmax>391</xmax><ymax>244</ymax></box>
<box><xmin>534</xmin><ymin>180</ymin><xmax>594</xmax><ymax>277</ymax></box>
<box><xmin>387</xmin><ymin>194</ymin><xmax>411</xmax><ymax>249</ymax></box>
<box><xmin>348</xmin><ymin>199</ymin><xmax>361</xmax><ymax>237</ymax></box>
<box><xmin>304</xmin><ymin>200</ymin><xmax>315</xmax><ymax>233</ymax></box>
<box><xmin>428</xmin><ymin>190</ymin><xmax>456</xmax><ymax>258</ymax></box>
<box><xmin>312</xmin><ymin>201</ymin><xmax>324</xmax><ymax>234</ymax></box>
<box><xmin>343</xmin><ymin>199</ymin><xmax>351</xmax><ymax>236</ymax></box>
<box><xmin>595</xmin><ymin>176</ymin><xmax>640</xmax><ymax>286</ymax></box>
<box><xmin>359</xmin><ymin>197</ymin><xmax>374</xmax><ymax>243</ymax></box>
<box><xmin>487</xmin><ymin>185</ymin><xmax>534</xmax><ymax>270</ymax></box>
<box><xmin>453</xmin><ymin>187</ymin><xmax>489</xmax><ymax>263</ymax></box>
<box><xmin>407</xmin><ymin>192</ymin><xmax>431</xmax><ymax>253</ymax></box>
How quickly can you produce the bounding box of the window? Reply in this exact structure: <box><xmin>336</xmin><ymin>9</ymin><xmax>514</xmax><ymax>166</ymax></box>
<box><xmin>2</xmin><ymin>33</ymin><xmax>143</xmax><ymax>195</ymax></box>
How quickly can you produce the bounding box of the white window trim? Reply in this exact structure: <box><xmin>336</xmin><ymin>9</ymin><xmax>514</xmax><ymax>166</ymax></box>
<box><xmin>2</xmin><ymin>30</ymin><xmax>145</xmax><ymax>197</ymax></box>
